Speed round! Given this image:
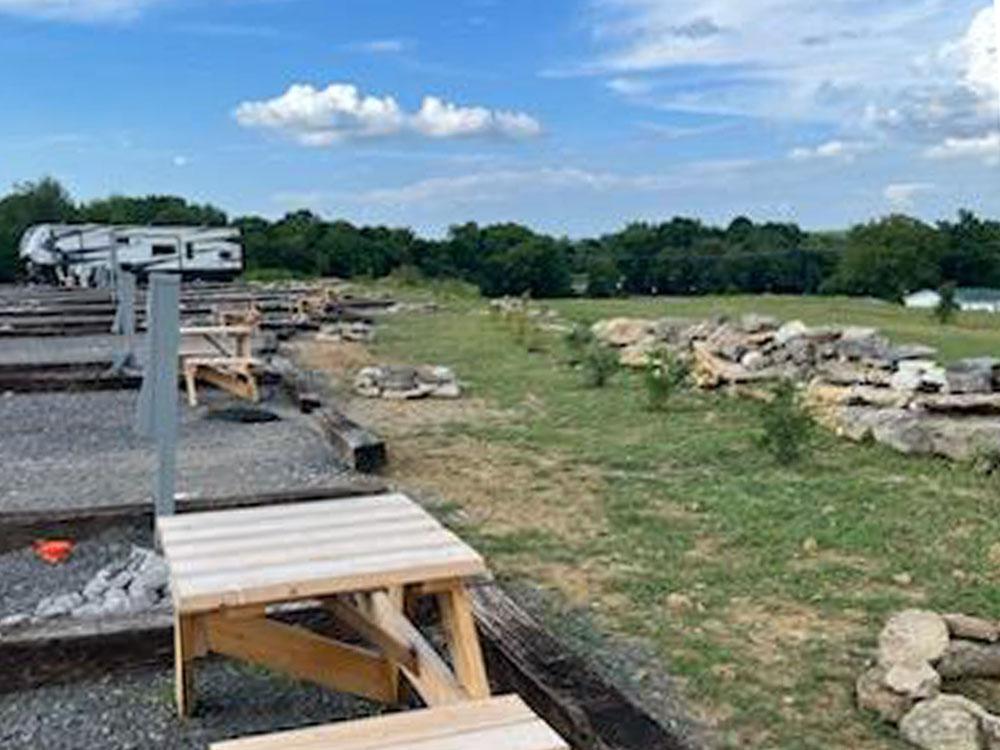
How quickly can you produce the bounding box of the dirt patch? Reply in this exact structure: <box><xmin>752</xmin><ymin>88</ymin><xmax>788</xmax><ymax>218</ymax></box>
<box><xmin>294</xmin><ymin>339</ymin><xmax>375</xmax><ymax>379</ymax></box>
<box><xmin>723</xmin><ymin>597</ymin><xmax>866</xmax><ymax>669</ymax></box>
<box><xmin>387</xmin><ymin>434</ymin><xmax>608</xmax><ymax>542</ymax></box>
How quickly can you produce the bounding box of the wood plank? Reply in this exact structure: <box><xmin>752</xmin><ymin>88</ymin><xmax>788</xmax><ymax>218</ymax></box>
<box><xmin>175</xmin><ymin>545</ymin><xmax>485</xmax><ymax>613</ymax></box>
<box><xmin>159</xmin><ymin>504</ymin><xmax>428</xmax><ymax>547</ymax></box>
<box><xmin>204</xmin><ymin>616</ymin><xmax>395</xmax><ymax>704</ymax></box>
<box><xmin>324</xmin><ymin>594</ymin><xmax>419</xmax><ymax>673</ymax></box>
<box><xmin>357</xmin><ymin>591</ymin><xmax>468</xmax><ymax>707</ymax></box>
<box><xmin>437</xmin><ymin>585</ymin><xmax>491</xmax><ymax>699</ymax></box>
<box><xmin>174</xmin><ymin>613</ymin><xmax>197</xmax><ymax>717</ymax></box>
<box><xmin>157</xmin><ymin>494</ymin><xmax>408</xmax><ymax>534</ymax></box>
<box><xmin>210</xmin><ymin>695</ymin><xmax>567</xmax><ymax>750</ymax></box>
<box><xmin>163</xmin><ymin>517</ymin><xmax>441</xmax><ymax>562</ymax></box>
<box><xmin>169</xmin><ymin>531</ymin><xmax>464</xmax><ymax>579</ymax></box>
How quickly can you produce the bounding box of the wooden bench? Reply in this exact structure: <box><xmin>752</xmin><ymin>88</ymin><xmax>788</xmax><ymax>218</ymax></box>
<box><xmin>210</xmin><ymin>695</ymin><xmax>569</xmax><ymax>750</ymax></box>
<box><xmin>178</xmin><ymin>324</ymin><xmax>259</xmax><ymax>406</ymax></box>
<box><xmin>157</xmin><ymin>493</ymin><xmax>492</xmax><ymax>717</ymax></box>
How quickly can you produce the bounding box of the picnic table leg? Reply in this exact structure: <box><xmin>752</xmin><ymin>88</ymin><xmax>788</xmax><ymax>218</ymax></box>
<box><xmin>437</xmin><ymin>584</ymin><xmax>490</xmax><ymax>699</ymax></box>
<box><xmin>174</xmin><ymin>612</ymin><xmax>198</xmax><ymax>717</ymax></box>
<box><xmin>385</xmin><ymin>586</ymin><xmax>406</xmax><ymax>703</ymax></box>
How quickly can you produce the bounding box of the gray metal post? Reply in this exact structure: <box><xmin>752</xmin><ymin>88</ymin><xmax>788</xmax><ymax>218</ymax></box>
<box><xmin>136</xmin><ymin>273</ymin><xmax>180</xmax><ymax>517</ymax></box>
<box><xmin>110</xmin><ymin>270</ymin><xmax>137</xmax><ymax>372</ymax></box>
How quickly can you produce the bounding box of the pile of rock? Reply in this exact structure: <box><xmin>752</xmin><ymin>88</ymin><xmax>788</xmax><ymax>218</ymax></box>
<box><xmin>353</xmin><ymin>365</ymin><xmax>461</xmax><ymax>400</ymax></box>
<box><xmin>0</xmin><ymin>546</ymin><xmax>170</xmax><ymax>630</ymax></box>
<box><xmin>316</xmin><ymin>321</ymin><xmax>374</xmax><ymax>344</ymax></box>
<box><xmin>591</xmin><ymin>314</ymin><xmax>1000</xmax><ymax>463</ymax></box>
<box><xmin>857</xmin><ymin>609</ymin><xmax>1000</xmax><ymax>750</ymax></box>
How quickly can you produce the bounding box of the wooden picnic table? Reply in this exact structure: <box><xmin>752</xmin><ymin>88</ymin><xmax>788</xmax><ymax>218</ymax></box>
<box><xmin>157</xmin><ymin>493</ymin><xmax>492</xmax><ymax>717</ymax></box>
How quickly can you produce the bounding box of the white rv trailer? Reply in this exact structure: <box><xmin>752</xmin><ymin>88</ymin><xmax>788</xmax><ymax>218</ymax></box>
<box><xmin>19</xmin><ymin>224</ymin><xmax>243</xmax><ymax>286</ymax></box>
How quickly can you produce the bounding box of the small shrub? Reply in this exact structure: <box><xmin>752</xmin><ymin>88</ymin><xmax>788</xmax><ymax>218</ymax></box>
<box><xmin>644</xmin><ymin>350</ymin><xmax>690</xmax><ymax>410</ymax></box>
<box><xmin>387</xmin><ymin>264</ymin><xmax>425</xmax><ymax>287</ymax></box>
<box><xmin>564</xmin><ymin>324</ymin><xmax>595</xmax><ymax>365</ymax></box>
<box><xmin>581</xmin><ymin>344</ymin><xmax>619</xmax><ymax>388</ymax></box>
<box><xmin>758</xmin><ymin>380</ymin><xmax>813</xmax><ymax>463</ymax></box>
<box><xmin>970</xmin><ymin>439</ymin><xmax>1000</xmax><ymax>476</ymax></box>
<box><xmin>934</xmin><ymin>281</ymin><xmax>959</xmax><ymax>324</ymax></box>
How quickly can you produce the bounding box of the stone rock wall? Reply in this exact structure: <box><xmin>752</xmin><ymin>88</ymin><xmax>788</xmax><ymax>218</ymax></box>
<box><xmin>858</xmin><ymin>610</ymin><xmax>1000</xmax><ymax>750</ymax></box>
<box><xmin>592</xmin><ymin>314</ymin><xmax>1000</xmax><ymax>464</ymax></box>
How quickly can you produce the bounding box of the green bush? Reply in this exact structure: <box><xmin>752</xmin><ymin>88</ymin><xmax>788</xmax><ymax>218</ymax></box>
<box><xmin>564</xmin><ymin>324</ymin><xmax>595</xmax><ymax>365</ymax></box>
<box><xmin>934</xmin><ymin>281</ymin><xmax>959</xmax><ymax>324</ymax></box>
<box><xmin>758</xmin><ymin>380</ymin><xmax>813</xmax><ymax>463</ymax></box>
<box><xmin>580</xmin><ymin>344</ymin><xmax>619</xmax><ymax>388</ymax></box>
<box><xmin>644</xmin><ymin>350</ymin><xmax>690</xmax><ymax>410</ymax></box>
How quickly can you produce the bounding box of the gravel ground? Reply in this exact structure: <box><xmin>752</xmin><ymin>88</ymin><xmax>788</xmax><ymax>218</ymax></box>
<box><xmin>1</xmin><ymin>519</ymin><xmax>152</xmax><ymax>617</ymax></box>
<box><xmin>0</xmin><ymin>389</ymin><xmax>348</xmax><ymax>513</ymax></box>
<box><xmin>0</xmin><ymin>659</ymin><xmax>378</xmax><ymax>749</ymax></box>
<box><xmin>0</xmin><ymin>334</ymin><xmax>125</xmax><ymax>367</ymax></box>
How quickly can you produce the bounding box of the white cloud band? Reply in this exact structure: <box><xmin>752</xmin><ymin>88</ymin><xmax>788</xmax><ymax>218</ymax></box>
<box><xmin>234</xmin><ymin>83</ymin><xmax>542</xmax><ymax>145</ymax></box>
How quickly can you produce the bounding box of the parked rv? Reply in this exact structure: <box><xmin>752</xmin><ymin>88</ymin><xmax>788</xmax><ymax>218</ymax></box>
<box><xmin>19</xmin><ymin>224</ymin><xmax>243</xmax><ymax>286</ymax></box>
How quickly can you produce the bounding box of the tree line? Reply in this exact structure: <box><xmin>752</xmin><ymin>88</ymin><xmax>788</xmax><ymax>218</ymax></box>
<box><xmin>2</xmin><ymin>177</ymin><xmax>999</xmax><ymax>302</ymax></box>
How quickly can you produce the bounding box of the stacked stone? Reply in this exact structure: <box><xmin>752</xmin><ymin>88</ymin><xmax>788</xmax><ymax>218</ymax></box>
<box><xmin>857</xmin><ymin>610</ymin><xmax>1000</xmax><ymax>750</ymax></box>
<box><xmin>353</xmin><ymin>364</ymin><xmax>461</xmax><ymax>400</ymax></box>
<box><xmin>316</xmin><ymin>321</ymin><xmax>375</xmax><ymax>344</ymax></box>
<box><xmin>591</xmin><ymin>313</ymin><xmax>1000</xmax><ymax>464</ymax></box>
<box><xmin>0</xmin><ymin>546</ymin><xmax>170</xmax><ymax>630</ymax></box>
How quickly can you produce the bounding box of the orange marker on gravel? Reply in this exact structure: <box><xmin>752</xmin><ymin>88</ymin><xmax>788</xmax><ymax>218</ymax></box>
<box><xmin>33</xmin><ymin>539</ymin><xmax>74</xmax><ymax>564</ymax></box>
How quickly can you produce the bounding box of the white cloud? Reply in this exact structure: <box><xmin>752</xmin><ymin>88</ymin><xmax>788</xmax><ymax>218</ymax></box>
<box><xmin>884</xmin><ymin>182</ymin><xmax>934</xmax><ymax>210</ymax></box>
<box><xmin>606</xmin><ymin>77</ymin><xmax>653</xmax><ymax>96</ymax></box>
<box><xmin>234</xmin><ymin>84</ymin><xmax>406</xmax><ymax>146</ymax></box>
<box><xmin>411</xmin><ymin>96</ymin><xmax>542</xmax><ymax>138</ymax></box>
<box><xmin>0</xmin><ymin>0</ymin><xmax>152</xmax><ymax>21</ymax></box>
<box><xmin>172</xmin><ymin>155</ymin><xmax>189</xmax><ymax>167</ymax></box>
<box><xmin>350</xmin><ymin>160</ymin><xmax>756</xmax><ymax>207</ymax></box>
<box><xmin>941</xmin><ymin>6</ymin><xmax>998</xmax><ymax>103</ymax></box>
<box><xmin>347</xmin><ymin>39</ymin><xmax>408</xmax><ymax>54</ymax></box>
<box><xmin>586</xmin><ymin>0</ymin><xmax>996</xmax><ymax>135</ymax></box>
<box><xmin>924</xmin><ymin>131</ymin><xmax>1000</xmax><ymax>165</ymax></box>
<box><xmin>235</xmin><ymin>83</ymin><xmax>541</xmax><ymax>145</ymax></box>
<box><xmin>788</xmin><ymin>140</ymin><xmax>874</xmax><ymax>162</ymax></box>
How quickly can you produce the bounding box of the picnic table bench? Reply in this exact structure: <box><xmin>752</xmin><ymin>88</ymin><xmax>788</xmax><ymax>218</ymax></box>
<box><xmin>158</xmin><ymin>493</ymin><xmax>566</xmax><ymax>750</ymax></box>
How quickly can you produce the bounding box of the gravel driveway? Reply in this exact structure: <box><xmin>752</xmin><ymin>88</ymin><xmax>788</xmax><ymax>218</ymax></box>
<box><xmin>0</xmin><ymin>389</ymin><xmax>348</xmax><ymax>513</ymax></box>
<box><xmin>0</xmin><ymin>659</ymin><xmax>378</xmax><ymax>749</ymax></box>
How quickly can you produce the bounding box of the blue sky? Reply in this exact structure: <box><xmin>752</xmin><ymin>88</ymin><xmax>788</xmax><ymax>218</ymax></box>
<box><xmin>0</xmin><ymin>0</ymin><xmax>997</xmax><ymax>236</ymax></box>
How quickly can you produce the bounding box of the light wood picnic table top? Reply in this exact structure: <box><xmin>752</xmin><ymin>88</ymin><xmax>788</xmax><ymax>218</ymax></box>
<box><xmin>157</xmin><ymin>493</ymin><xmax>487</xmax><ymax>614</ymax></box>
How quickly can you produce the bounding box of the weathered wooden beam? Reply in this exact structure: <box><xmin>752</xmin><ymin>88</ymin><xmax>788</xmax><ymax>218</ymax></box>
<box><xmin>314</xmin><ymin>407</ymin><xmax>387</xmax><ymax>473</ymax></box>
<box><xmin>0</xmin><ymin>363</ymin><xmax>142</xmax><ymax>393</ymax></box>
<box><xmin>469</xmin><ymin>582</ymin><xmax>694</xmax><ymax>750</ymax></box>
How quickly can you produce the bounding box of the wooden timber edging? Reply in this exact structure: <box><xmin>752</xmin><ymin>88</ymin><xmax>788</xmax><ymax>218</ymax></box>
<box><xmin>0</xmin><ymin>362</ymin><xmax>142</xmax><ymax>393</ymax></box>
<box><xmin>0</xmin><ymin>482</ymin><xmax>388</xmax><ymax>554</ymax></box>
<box><xmin>314</xmin><ymin>407</ymin><xmax>387</xmax><ymax>474</ymax></box>
<box><xmin>0</xmin><ymin>583</ymin><xmax>692</xmax><ymax>750</ymax></box>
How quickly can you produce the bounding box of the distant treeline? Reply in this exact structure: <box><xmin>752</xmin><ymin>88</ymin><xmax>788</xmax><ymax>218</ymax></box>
<box><xmin>3</xmin><ymin>177</ymin><xmax>999</xmax><ymax>301</ymax></box>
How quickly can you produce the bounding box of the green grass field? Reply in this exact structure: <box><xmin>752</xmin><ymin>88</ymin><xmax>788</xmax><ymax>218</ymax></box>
<box><xmin>359</xmin><ymin>287</ymin><xmax>1000</xmax><ymax>749</ymax></box>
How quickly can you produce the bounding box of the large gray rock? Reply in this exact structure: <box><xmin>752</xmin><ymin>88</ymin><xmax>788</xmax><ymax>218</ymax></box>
<box><xmin>131</xmin><ymin>552</ymin><xmax>169</xmax><ymax>599</ymax></box>
<box><xmin>738</xmin><ymin>313</ymin><xmax>780</xmax><ymax>334</ymax></box>
<box><xmin>885</xmin><ymin>660</ymin><xmax>941</xmax><ymax>699</ymax></box>
<box><xmin>891</xmin><ymin>360</ymin><xmax>947</xmax><ymax>393</ymax></box>
<box><xmin>937</xmin><ymin>639</ymin><xmax>1000</xmax><ymax>680</ymax></box>
<box><xmin>856</xmin><ymin>665</ymin><xmax>918</xmax><ymax>723</ymax></box>
<box><xmin>879</xmin><ymin>610</ymin><xmax>950</xmax><ymax>666</ymax></box>
<box><xmin>947</xmin><ymin>358</ymin><xmax>1000</xmax><ymax>395</ymax></box>
<box><xmin>35</xmin><ymin>592</ymin><xmax>84</xmax><ymax>619</ymax></box>
<box><xmin>894</xmin><ymin>344</ymin><xmax>940</xmax><ymax>362</ymax></box>
<box><xmin>591</xmin><ymin>318</ymin><xmax>655</xmax><ymax>347</ymax></box>
<box><xmin>872</xmin><ymin>413</ymin><xmax>937</xmax><ymax>455</ymax></box>
<box><xmin>899</xmin><ymin>695</ymin><xmax>983</xmax><ymax>750</ymax></box>
<box><xmin>942</xmin><ymin>614</ymin><xmax>1000</xmax><ymax>643</ymax></box>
